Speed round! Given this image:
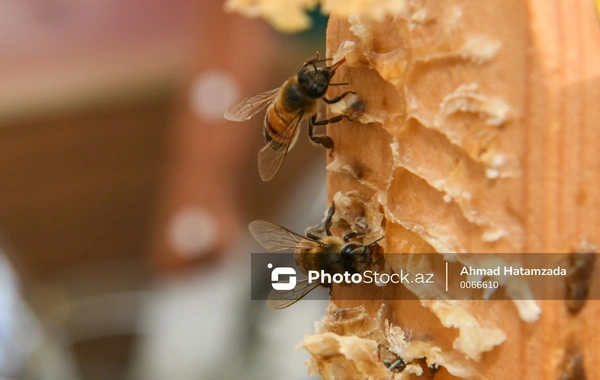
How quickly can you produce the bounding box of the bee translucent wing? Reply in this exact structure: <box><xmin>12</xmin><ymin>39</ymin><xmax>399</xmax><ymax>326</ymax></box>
<box><xmin>249</xmin><ymin>221</ymin><xmax>323</xmax><ymax>251</ymax></box>
<box><xmin>224</xmin><ymin>88</ymin><xmax>280</xmax><ymax>121</ymax></box>
<box><xmin>257</xmin><ymin>113</ymin><xmax>303</xmax><ymax>181</ymax></box>
<box><xmin>267</xmin><ymin>278</ymin><xmax>321</xmax><ymax>309</ymax></box>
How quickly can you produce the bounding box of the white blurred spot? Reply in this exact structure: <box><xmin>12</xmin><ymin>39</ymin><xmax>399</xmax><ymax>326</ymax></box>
<box><xmin>481</xmin><ymin>229</ymin><xmax>506</xmax><ymax>243</ymax></box>
<box><xmin>491</xmin><ymin>153</ymin><xmax>506</xmax><ymax>168</ymax></box>
<box><xmin>485</xmin><ymin>168</ymin><xmax>499</xmax><ymax>179</ymax></box>
<box><xmin>0</xmin><ymin>253</ymin><xmax>42</xmax><ymax>376</ymax></box>
<box><xmin>168</xmin><ymin>208</ymin><xmax>217</xmax><ymax>257</ymax></box>
<box><xmin>190</xmin><ymin>70</ymin><xmax>240</xmax><ymax>120</ymax></box>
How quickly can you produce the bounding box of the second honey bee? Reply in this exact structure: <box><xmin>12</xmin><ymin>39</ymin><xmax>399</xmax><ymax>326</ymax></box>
<box><xmin>249</xmin><ymin>205</ymin><xmax>384</xmax><ymax>309</ymax></box>
<box><xmin>225</xmin><ymin>52</ymin><xmax>354</xmax><ymax>181</ymax></box>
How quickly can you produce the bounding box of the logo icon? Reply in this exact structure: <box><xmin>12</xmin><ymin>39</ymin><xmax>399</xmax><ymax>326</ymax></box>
<box><xmin>268</xmin><ymin>263</ymin><xmax>296</xmax><ymax>291</ymax></box>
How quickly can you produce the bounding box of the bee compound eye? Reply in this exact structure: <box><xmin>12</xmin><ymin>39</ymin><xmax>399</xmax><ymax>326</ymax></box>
<box><xmin>341</xmin><ymin>244</ymin><xmax>359</xmax><ymax>256</ymax></box>
<box><xmin>298</xmin><ymin>69</ymin><xmax>311</xmax><ymax>84</ymax></box>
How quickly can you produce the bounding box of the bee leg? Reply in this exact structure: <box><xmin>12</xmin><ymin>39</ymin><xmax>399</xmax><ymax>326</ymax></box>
<box><xmin>308</xmin><ymin>120</ymin><xmax>334</xmax><ymax>150</ymax></box>
<box><xmin>343</xmin><ymin>231</ymin><xmax>363</xmax><ymax>242</ymax></box>
<box><xmin>305</xmin><ymin>229</ymin><xmax>321</xmax><ymax>240</ymax></box>
<box><xmin>372</xmin><ymin>254</ymin><xmax>385</xmax><ymax>266</ymax></box>
<box><xmin>306</xmin><ymin>220</ymin><xmax>325</xmax><ymax>239</ymax></box>
<box><xmin>310</xmin><ymin>113</ymin><xmax>356</xmax><ymax>151</ymax></box>
<box><xmin>306</xmin><ymin>205</ymin><xmax>335</xmax><ymax>239</ymax></box>
<box><xmin>322</xmin><ymin>91</ymin><xmax>356</xmax><ymax>104</ymax></box>
<box><xmin>386</xmin><ymin>358</ymin><xmax>407</xmax><ymax>372</ymax></box>
<box><xmin>323</xmin><ymin>205</ymin><xmax>335</xmax><ymax>236</ymax></box>
<box><xmin>328</xmin><ymin>82</ymin><xmax>350</xmax><ymax>86</ymax></box>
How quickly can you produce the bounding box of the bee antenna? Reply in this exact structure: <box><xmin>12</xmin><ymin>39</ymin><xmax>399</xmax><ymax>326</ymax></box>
<box><xmin>302</xmin><ymin>51</ymin><xmax>335</xmax><ymax>72</ymax></box>
<box><xmin>323</xmin><ymin>205</ymin><xmax>335</xmax><ymax>236</ymax></box>
<box><xmin>367</xmin><ymin>235</ymin><xmax>385</xmax><ymax>247</ymax></box>
<box><xmin>302</xmin><ymin>51</ymin><xmax>321</xmax><ymax>71</ymax></box>
<box><xmin>328</xmin><ymin>57</ymin><xmax>347</xmax><ymax>72</ymax></box>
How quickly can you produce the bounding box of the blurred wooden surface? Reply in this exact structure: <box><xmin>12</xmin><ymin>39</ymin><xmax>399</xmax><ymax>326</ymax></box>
<box><xmin>0</xmin><ymin>92</ymin><xmax>173</xmax><ymax>280</ymax></box>
<box><xmin>326</xmin><ymin>0</ymin><xmax>600</xmax><ymax>379</ymax></box>
<box><xmin>146</xmin><ymin>2</ymin><xmax>275</xmax><ymax>272</ymax></box>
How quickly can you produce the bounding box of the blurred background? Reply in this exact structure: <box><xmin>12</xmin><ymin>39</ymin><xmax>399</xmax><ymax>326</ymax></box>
<box><xmin>0</xmin><ymin>2</ymin><xmax>332</xmax><ymax>379</ymax></box>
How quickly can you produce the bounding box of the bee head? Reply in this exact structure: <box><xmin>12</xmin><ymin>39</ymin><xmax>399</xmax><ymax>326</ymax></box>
<box><xmin>341</xmin><ymin>243</ymin><xmax>371</xmax><ymax>273</ymax></box>
<box><xmin>297</xmin><ymin>66</ymin><xmax>334</xmax><ymax>98</ymax></box>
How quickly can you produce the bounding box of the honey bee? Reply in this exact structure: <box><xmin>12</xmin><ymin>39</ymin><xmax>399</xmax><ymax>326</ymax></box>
<box><xmin>225</xmin><ymin>52</ymin><xmax>354</xmax><ymax>181</ymax></box>
<box><xmin>249</xmin><ymin>205</ymin><xmax>384</xmax><ymax>309</ymax></box>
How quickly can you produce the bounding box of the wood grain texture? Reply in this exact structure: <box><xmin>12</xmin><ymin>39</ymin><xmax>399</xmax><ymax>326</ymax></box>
<box><xmin>325</xmin><ymin>0</ymin><xmax>600</xmax><ymax>378</ymax></box>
